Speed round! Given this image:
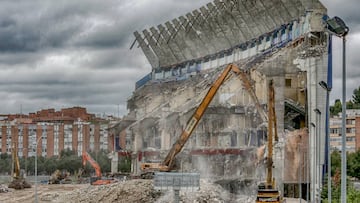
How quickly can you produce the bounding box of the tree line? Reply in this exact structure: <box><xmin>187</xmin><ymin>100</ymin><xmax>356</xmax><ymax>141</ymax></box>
<box><xmin>330</xmin><ymin>86</ymin><xmax>360</xmax><ymax>116</ymax></box>
<box><xmin>0</xmin><ymin>149</ymin><xmax>131</xmax><ymax>176</ymax></box>
<box><xmin>321</xmin><ymin>150</ymin><xmax>360</xmax><ymax>202</ymax></box>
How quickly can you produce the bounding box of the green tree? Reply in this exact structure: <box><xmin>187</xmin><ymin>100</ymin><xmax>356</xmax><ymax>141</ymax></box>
<box><xmin>88</xmin><ymin>150</ymin><xmax>111</xmax><ymax>174</ymax></box>
<box><xmin>330</xmin><ymin>99</ymin><xmax>342</xmax><ymax>116</ymax></box>
<box><xmin>118</xmin><ymin>157</ymin><xmax>131</xmax><ymax>172</ymax></box>
<box><xmin>352</xmin><ymin>86</ymin><xmax>360</xmax><ymax>106</ymax></box>
<box><xmin>347</xmin><ymin>100</ymin><xmax>354</xmax><ymax>109</ymax></box>
<box><xmin>0</xmin><ymin>153</ymin><xmax>11</xmax><ymax>174</ymax></box>
<box><xmin>331</xmin><ymin>150</ymin><xmax>341</xmax><ymax>176</ymax></box>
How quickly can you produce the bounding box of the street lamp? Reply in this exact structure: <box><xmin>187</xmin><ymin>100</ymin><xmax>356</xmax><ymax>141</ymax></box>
<box><xmin>314</xmin><ymin>108</ymin><xmax>322</xmax><ymax>202</ymax></box>
<box><xmin>319</xmin><ymin>80</ymin><xmax>332</xmax><ymax>203</ymax></box>
<box><xmin>325</xmin><ymin>16</ymin><xmax>349</xmax><ymax>203</ymax></box>
<box><xmin>34</xmin><ymin>136</ymin><xmax>42</xmax><ymax>203</ymax></box>
<box><xmin>310</xmin><ymin>122</ymin><xmax>316</xmax><ymax>202</ymax></box>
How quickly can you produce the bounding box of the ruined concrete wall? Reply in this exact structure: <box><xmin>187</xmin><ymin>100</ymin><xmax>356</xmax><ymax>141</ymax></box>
<box><xmin>128</xmin><ymin>2</ymin><xmax>328</xmax><ymax>201</ymax></box>
<box><xmin>134</xmin><ymin>0</ymin><xmax>326</xmax><ymax>69</ymax></box>
<box><xmin>127</xmin><ymin>64</ymin><xmax>268</xmax><ymax>179</ymax></box>
<box><xmin>283</xmin><ymin>129</ymin><xmax>309</xmax><ymax>183</ymax></box>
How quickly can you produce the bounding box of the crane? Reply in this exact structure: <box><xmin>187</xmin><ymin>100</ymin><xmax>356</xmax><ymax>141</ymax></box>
<box><xmin>255</xmin><ymin>80</ymin><xmax>283</xmax><ymax>203</ymax></box>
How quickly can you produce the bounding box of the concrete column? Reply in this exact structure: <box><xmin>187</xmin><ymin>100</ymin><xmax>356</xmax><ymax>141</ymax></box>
<box><xmin>59</xmin><ymin>124</ymin><xmax>64</xmax><ymax>155</ymax></box>
<box><xmin>47</xmin><ymin>125</ymin><xmax>54</xmax><ymax>157</ymax></box>
<box><xmin>72</xmin><ymin>124</ymin><xmax>78</xmax><ymax>153</ymax></box>
<box><xmin>94</xmin><ymin>124</ymin><xmax>100</xmax><ymax>153</ymax></box>
<box><xmin>36</xmin><ymin>125</ymin><xmax>42</xmax><ymax>156</ymax></box>
<box><xmin>2</xmin><ymin>126</ymin><xmax>7</xmax><ymax>154</ymax></box>
<box><xmin>83</xmin><ymin>124</ymin><xmax>90</xmax><ymax>152</ymax></box>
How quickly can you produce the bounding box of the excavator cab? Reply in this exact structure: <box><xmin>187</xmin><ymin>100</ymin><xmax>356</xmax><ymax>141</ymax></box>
<box><xmin>256</xmin><ymin>182</ymin><xmax>282</xmax><ymax>203</ymax></box>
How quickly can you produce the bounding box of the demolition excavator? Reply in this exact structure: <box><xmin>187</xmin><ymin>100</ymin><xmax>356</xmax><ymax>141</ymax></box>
<box><xmin>8</xmin><ymin>142</ymin><xmax>31</xmax><ymax>189</ymax></box>
<box><xmin>255</xmin><ymin>80</ymin><xmax>283</xmax><ymax>203</ymax></box>
<box><xmin>140</xmin><ymin>63</ymin><xmax>267</xmax><ymax>178</ymax></box>
<box><xmin>82</xmin><ymin>151</ymin><xmax>114</xmax><ymax>185</ymax></box>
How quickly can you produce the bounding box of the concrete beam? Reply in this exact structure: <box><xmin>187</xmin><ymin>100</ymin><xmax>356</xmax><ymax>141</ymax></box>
<box><xmin>280</xmin><ymin>0</ymin><xmax>302</xmax><ymax>19</ymax></box>
<box><xmin>157</xmin><ymin>24</ymin><xmax>186</xmax><ymax>63</ymax></box>
<box><xmin>134</xmin><ymin>0</ymin><xmax>325</xmax><ymax>68</ymax></box>
<box><xmin>193</xmin><ymin>9</ymin><xmax>225</xmax><ymax>53</ymax></box>
<box><xmin>199</xmin><ymin>6</ymin><xmax>230</xmax><ymax>51</ymax></box>
<box><xmin>237</xmin><ymin>1</ymin><xmax>262</xmax><ymax>38</ymax></box>
<box><xmin>178</xmin><ymin>16</ymin><xmax>207</xmax><ymax>58</ymax></box>
<box><xmin>185</xmin><ymin>12</ymin><xmax>216</xmax><ymax>55</ymax></box>
<box><xmin>271</xmin><ymin>0</ymin><xmax>293</xmax><ymax>23</ymax></box>
<box><xmin>208</xmin><ymin>2</ymin><xmax>237</xmax><ymax>47</ymax></box>
<box><xmin>223</xmin><ymin>0</ymin><xmax>252</xmax><ymax>41</ymax></box>
<box><xmin>241</xmin><ymin>0</ymin><xmax>270</xmax><ymax>35</ymax></box>
<box><xmin>134</xmin><ymin>31</ymin><xmax>158</xmax><ymax>68</ymax></box>
<box><xmin>213</xmin><ymin>0</ymin><xmax>246</xmax><ymax>45</ymax></box>
<box><xmin>165</xmin><ymin>20</ymin><xmax>194</xmax><ymax>61</ymax></box>
<box><xmin>172</xmin><ymin>18</ymin><xmax>199</xmax><ymax>59</ymax></box>
<box><xmin>142</xmin><ymin>29</ymin><xmax>167</xmax><ymax>67</ymax></box>
<box><xmin>149</xmin><ymin>27</ymin><xmax>177</xmax><ymax>65</ymax></box>
<box><xmin>259</xmin><ymin>0</ymin><xmax>286</xmax><ymax>28</ymax></box>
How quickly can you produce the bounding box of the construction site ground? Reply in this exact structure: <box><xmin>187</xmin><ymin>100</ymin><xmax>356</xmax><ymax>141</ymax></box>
<box><xmin>0</xmin><ymin>179</ymin><xmax>307</xmax><ymax>203</ymax></box>
<box><xmin>0</xmin><ymin>178</ymin><xmax>258</xmax><ymax>203</ymax></box>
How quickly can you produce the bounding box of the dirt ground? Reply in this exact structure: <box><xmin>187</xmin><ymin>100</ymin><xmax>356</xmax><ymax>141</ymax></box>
<box><xmin>0</xmin><ymin>184</ymin><xmax>88</xmax><ymax>203</ymax></box>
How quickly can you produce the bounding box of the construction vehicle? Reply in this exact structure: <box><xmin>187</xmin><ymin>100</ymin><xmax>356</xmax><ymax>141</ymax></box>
<box><xmin>49</xmin><ymin>169</ymin><xmax>72</xmax><ymax>184</ymax></box>
<box><xmin>8</xmin><ymin>142</ymin><xmax>31</xmax><ymax>190</ymax></box>
<box><xmin>82</xmin><ymin>151</ymin><xmax>114</xmax><ymax>185</ymax></box>
<box><xmin>141</xmin><ymin>63</ymin><xmax>262</xmax><ymax>177</ymax></box>
<box><xmin>255</xmin><ymin>80</ymin><xmax>283</xmax><ymax>203</ymax></box>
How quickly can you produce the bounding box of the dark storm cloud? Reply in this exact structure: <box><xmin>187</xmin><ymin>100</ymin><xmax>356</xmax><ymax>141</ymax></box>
<box><xmin>321</xmin><ymin>0</ymin><xmax>360</xmax><ymax>102</ymax></box>
<box><xmin>322</xmin><ymin>0</ymin><xmax>360</xmax><ymax>32</ymax></box>
<box><xmin>0</xmin><ymin>0</ymin><xmax>358</xmax><ymax>116</ymax></box>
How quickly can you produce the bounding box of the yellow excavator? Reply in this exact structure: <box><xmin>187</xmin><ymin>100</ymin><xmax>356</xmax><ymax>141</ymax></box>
<box><xmin>8</xmin><ymin>142</ymin><xmax>31</xmax><ymax>190</ymax></box>
<box><xmin>141</xmin><ymin>63</ymin><xmax>266</xmax><ymax>178</ymax></box>
<box><xmin>255</xmin><ymin>80</ymin><xmax>282</xmax><ymax>203</ymax></box>
<box><xmin>141</xmin><ymin>64</ymin><xmax>242</xmax><ymax>175</ymax></box>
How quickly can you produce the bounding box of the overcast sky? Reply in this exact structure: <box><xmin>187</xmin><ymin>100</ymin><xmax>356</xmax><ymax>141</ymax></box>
<box><xmin>0</xmin><ymin>0</ymin><xmax>358</xmax><ymax>117</ymax></box>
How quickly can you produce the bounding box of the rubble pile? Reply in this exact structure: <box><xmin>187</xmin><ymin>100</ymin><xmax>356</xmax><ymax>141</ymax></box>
<box><xmin>0</xmin><ymin>184</ymin><xmax>9</xmax><ymax>193</ymax></box>
<box><xmin>53</xmin><ymin>179</ymin><xmax>256</xmax><ymax>203</ymax></box>
<box><xmin>180</xmin><ymin>180</ymin><xmax>254</xmax><ymax>203</ymax></box>
<box><xmin>8</xmin><ymin>178</ymin><xmax>31</xmax><ymax>190</ymax></box>
<box><xmin>54</xmin><ymin>180</ymin><xmax>161</xmax><ymax>203</ymax></box>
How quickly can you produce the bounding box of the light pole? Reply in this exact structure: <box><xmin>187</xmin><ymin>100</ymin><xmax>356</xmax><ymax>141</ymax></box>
<box><xmin>314</xmin><ymin>108</ymin><xmax>322</xmax><ymax>202</ymax></box>
<box><xmin>325</xmin><ymin>16</ymin><xmax>349</xmax><ymax>203</ymax></box>
<box><xmin>34</xmin><ymin>136</ymin><xmax>42</xmax><ymax>203</ymax></box>
<box><xmin>310</xmin><ymin>122</ymin><xmax>316</xmax><ymax>202</ymax></box>
<box><xmin>319</xmin><ymin>80</ymin><xmax>332</xmax><ymax>203</ymax></box>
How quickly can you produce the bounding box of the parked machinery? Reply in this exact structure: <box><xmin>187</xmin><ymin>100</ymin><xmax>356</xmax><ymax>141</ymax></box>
<box><xmin>82</xmin><ymin>151</ymin><xmax>114</xmax><ymax>185</ymax></box>
<box><xmin>8</xmin><ymin>142</ymin><xmax>31</xmax><ymax>190</ymax></box>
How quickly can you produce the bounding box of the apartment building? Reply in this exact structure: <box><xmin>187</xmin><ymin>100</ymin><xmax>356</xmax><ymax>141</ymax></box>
<box><xmin>0</xmin><ymin>107</ymin><xmax>117</xmax><ymax>157</ymax></box>
<box><xmin>330</xmin><ymin>109</ymin><xmax>360</xmax><ymax>152</ymax></box>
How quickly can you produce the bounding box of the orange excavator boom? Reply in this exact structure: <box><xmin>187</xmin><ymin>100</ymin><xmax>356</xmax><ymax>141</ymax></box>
<box><xmin>82</xmin><ymin>151</ymin><xmax>102</xmax><ymax>177</ymax></box>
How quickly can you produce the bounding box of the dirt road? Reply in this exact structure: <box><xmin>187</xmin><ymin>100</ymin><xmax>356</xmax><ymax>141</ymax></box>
<box><xmin>0</xmin><ymin>184</ymin><xmax>88</xmax><ymax>203</ymax></box>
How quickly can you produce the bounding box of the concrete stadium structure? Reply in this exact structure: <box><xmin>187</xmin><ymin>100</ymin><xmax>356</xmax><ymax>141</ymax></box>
<box><xmin>120</xmin><ymin>0</ymin><xmax>329</xmax><ymax>201</ymax></box>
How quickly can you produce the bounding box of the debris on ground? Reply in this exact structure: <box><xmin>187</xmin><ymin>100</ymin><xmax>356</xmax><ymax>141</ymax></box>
<box><xmin>0</xmin><ymin>184</ymin><xmax>9</xmax><ymax>193</ymax></box>
<box><xmin>53</xmin><ymin>179</ymin><xmax>255</xmax><ymax>203</ymax></box>
<box><xmin>54</xmin><ymin>179</ymin><xmax>161</xmax><ymax>203</ymax></box>
<box><xmin>8</xmin><ymin>178</ymin><xmax>31</xmax><ymax>190</ymax></box>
